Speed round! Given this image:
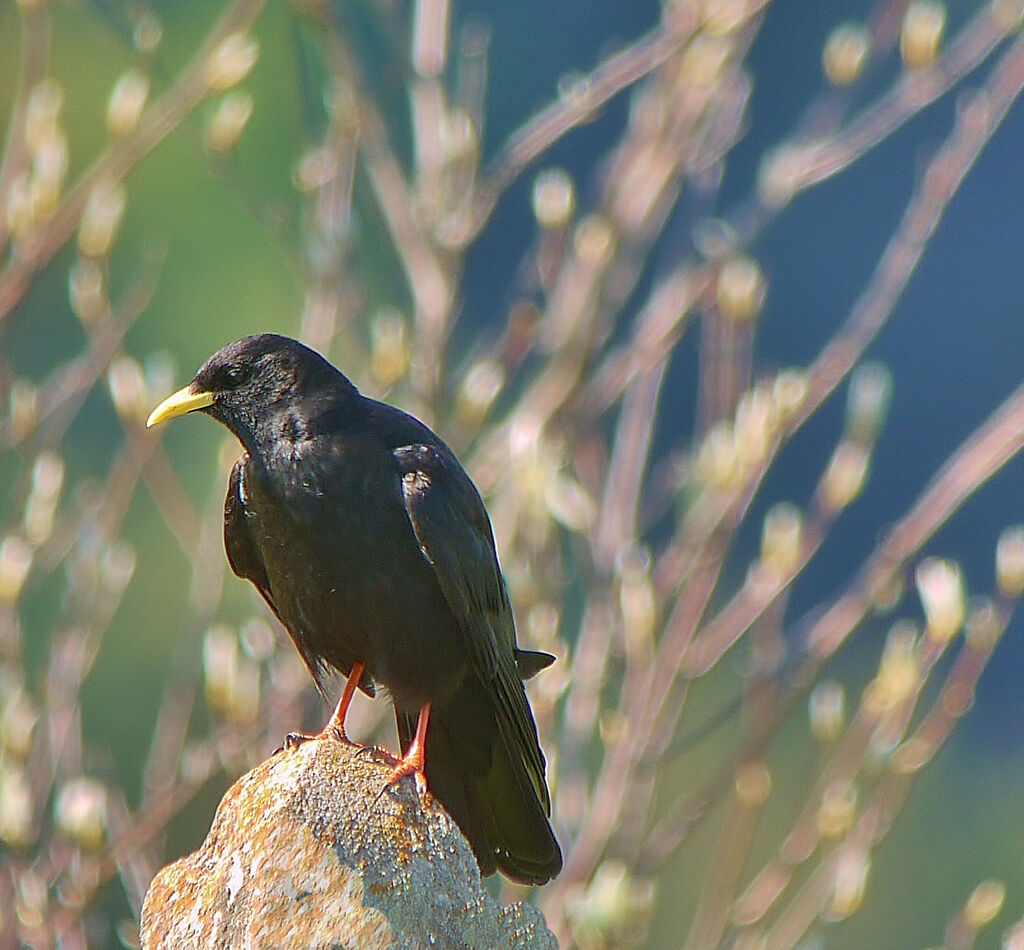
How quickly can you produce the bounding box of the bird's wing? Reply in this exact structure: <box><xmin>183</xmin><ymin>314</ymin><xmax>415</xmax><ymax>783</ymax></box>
<box><xmin>225</xmin><ymin>455</ymin><xmax>348</xmax><ymax>694</ymax></box>
<box><xmin>225</xmin><ymin>455</ymin><xmax>374</xmax><ymax>697</ymax></box>
<box><xmin>393</xmin><ymin>443</ymin><xmax>550</xmax><ymax>810</ymax></box>
<box><xmin>224</xmin><ymin>456</ymin><xmax>276</xmax><ymax>610</ymax></box>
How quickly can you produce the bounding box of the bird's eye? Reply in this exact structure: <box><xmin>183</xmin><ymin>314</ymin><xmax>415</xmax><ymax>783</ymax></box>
<box><xmin>221</xmin><ymin>366</ymin><xmax>245</xmax><ymax>388</ymax></box>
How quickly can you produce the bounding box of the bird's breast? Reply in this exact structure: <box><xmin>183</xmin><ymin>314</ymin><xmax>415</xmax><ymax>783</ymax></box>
<box><xmin>241</xmin><ymin>444</ymin><xmax>468</xmax><ymax>708</ymax></box>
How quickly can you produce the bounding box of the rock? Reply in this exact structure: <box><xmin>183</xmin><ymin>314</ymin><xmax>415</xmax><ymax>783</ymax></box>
<box><xmin>140</xmin><ymin>736</ymin><xmax>557</xmax><ymax>949</ymax></box>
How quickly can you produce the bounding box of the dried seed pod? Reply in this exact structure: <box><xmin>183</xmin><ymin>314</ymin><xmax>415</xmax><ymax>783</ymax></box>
<box><xmin>760</xmin><ymin>502</ymin><xmax>803</xmax><ymax>578</ymax></box>
<box><xmin>901</xmin><ymin>0</ymin><xmax>946</xmax><ymax>69</ymax></box>
<box><xmin>54</xmin><ymin>777</ymin><xmax>108</xmax><ymax>850</ymax></box>
<box><xmin>716</xmin><ymin>256</ymin><xmax>766</xmax><ymax>323</ymax></box>
<box><xmin>206</xmin><ymin>33</ymin><xmax>259</xmax><ymax>92</ymax></box>
<box><xmin>916</xmin><ymin>557</ymin><xmax>965</xmax><ymax>643</ymax></box>
<box><xmin>823</xmin><ymin>23</ymin><xmax>871</xmax><ymax>86</ymax></box>
<box><xmin>107</xmin><ymin>69</ymin><xmax>150</xmax><ymax>138</ymax></box>
<box><xmin>822</xmin><ymin>440</ymin><xmax>870</xmax><ymax>511</ymax></box>
<box><xmin>205</xmin><ymin>91</ymin><xmax>254</xmax><ymax>153</ymax></box>
<box><xmin>78</xmin><ymin>181</ymin><xmax>127</xmax><ymax>257</ymax></box>
<box><xmin>995</xmin><ymin>525</ymin><xmax>1024</xmax><ymax>597</ymax></box>
<box><xmin>532</xmin><ymin>169</ymin><xmax>575</xmax><ymax>230</ymax></box>
<box><xmin>964</xmin><ymin>880</ymin><xmax>1006</xmax><ymax>929</ymax></box>
<box><xmin>809</xmin><ymin>679</ymin><xmax>846</xmax><ymax>743</ymax></box>
<box><xmin>846</xmin><ymin>362</ymin><xmax>892</xmax><ymax>443</ymax></box>
<box><xmin>369</xmin><ymin>309</ymin><xmax>410</xmax><ymax>388</ymax></box>
<box><xmin>0</xmin><ymin>537</ymin><xmax>33</xmax><ymax>605</ymax></box>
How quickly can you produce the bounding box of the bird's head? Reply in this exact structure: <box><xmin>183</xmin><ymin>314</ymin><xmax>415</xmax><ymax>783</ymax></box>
<box><xmin>146</xmin><ymin>334</ymin><xmax>357</xmax><ymax>450</ymax></box>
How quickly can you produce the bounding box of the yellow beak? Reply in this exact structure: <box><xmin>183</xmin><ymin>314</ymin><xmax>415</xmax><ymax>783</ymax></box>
<box><xmin>146</xmin><ymin>385</ymin><xmax>215</xmax><ymax>428</ymax></box>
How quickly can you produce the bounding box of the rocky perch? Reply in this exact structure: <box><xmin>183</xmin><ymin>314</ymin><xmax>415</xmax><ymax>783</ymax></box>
<box><xmin>140</xmin><ymin>736</ymin><xmax>556</xmax><ymax>949</ymax></box>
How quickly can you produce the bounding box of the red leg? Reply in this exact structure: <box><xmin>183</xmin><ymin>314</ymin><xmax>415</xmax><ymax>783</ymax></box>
<box><xmin>282</xmin><ymin>662</ymin><xmax>372</xmax><ymax>753</ymax></box>
<box><xmin>323</xmin><ymin>660</ymin><xmax>366</xmax><ymax>741</ymax></box>
<box><xmin>387</xmin><ymin>703</ymin><xmax>431</xmax><ymax>784</ymax></box>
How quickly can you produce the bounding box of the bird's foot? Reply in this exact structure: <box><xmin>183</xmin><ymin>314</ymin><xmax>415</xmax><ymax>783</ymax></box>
<box><xmin>323</xmin><ymin>724</ymin><xmax>362</xmax><ymax>746</ymax></box>
<box><xmin>372</xmin><ymin>757</ymin><xmax>428</xmax><ymax>810</ymax></box>
<box><xmin>274</xmin><ymin>731</ymin><xmax>318</xmax><ymax>754</ymax></box>
<box><xmin>377</xmin><ymin>702</ymin><xmax>430</xmax><ymax>791</ymax></box>
<box><xmin>274</xmin><ymin>728</ymin><xmax>363</xmax><ymax>754</ymax></box>
<box><xmin>354</xmin><ymin>743</ymin><xmax>400</xmax><ymax>765</ymax></box>
<box><xmin>384</xmin><ymin>748</ymin><xmax>426</xmax><ymax>787</ymax></box>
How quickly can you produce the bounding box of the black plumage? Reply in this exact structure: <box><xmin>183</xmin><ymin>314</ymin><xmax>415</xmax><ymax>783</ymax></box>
<box><xmin>147</xmin><ymin>333</ymin><xmax>561</xmax><ymax>884</ymax></box>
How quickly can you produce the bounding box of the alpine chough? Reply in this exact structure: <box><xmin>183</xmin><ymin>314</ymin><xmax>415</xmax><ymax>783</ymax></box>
<box><xmin>147</xmin><ymin>333</ymin><xmax>561</xmax><ymax>884</ymax></box>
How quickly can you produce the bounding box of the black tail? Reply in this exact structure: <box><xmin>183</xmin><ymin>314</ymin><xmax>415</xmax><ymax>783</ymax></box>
<box><xmin>396</xmin><ymin>665</ymin><xmax>561</xmax><ymax>885</ymax></box>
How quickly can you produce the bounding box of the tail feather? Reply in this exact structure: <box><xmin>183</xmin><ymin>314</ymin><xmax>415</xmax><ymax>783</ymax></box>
<box><xmin>515</xmin><ymin>648</ymin><xmax>556</xmax><ymax>680</ymax></box>
<box><xmin>396</xmin><ymin>676</ymin><xmax>561</xmax><ymax>885</ymax></box>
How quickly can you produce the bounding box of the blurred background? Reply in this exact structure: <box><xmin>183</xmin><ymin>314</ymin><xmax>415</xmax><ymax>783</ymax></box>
<box><xmin>1</xmin><ymin>0</ymin><xmax>1023</xmax><ymax>947</ymax></box>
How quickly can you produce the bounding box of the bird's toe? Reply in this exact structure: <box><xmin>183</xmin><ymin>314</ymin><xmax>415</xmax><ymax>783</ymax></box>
<box><xmin>277</xmin><ymin>731</ymin><xmax>319</xmax><ymax>754</ymax></box>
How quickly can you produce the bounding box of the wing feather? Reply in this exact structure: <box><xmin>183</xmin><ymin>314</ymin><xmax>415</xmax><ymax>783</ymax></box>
<box><xmin>224</xmin><ymin>455</ymin><xmax>340</xmax><ymax>693</ymax></box>
<box><xmin>394</xmin><ymin>443</ymin><xmax>549</xmax><ymax>809</ymax></box>
<box><xmin>224</xmin><ymin>456</ymin><xmax>275</xmax><ymax>606</ymax></box>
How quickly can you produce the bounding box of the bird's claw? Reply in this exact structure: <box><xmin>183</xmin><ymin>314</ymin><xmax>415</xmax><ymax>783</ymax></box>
<box><xmin>275</xmin><ymin>731</ymin><xmax>318</xmax><ymax>754</ymax></box>
<box><xmin>324</xmin><ymin>725</ymin><xmax>358</xmax><ymax>745</ymax></box>
<box><xmin>276</xmin><ymin>727</ymin><xmax>369</xmax><ymax>754</ymax></box>
<box><xmin>355</xmin><ymin>743</ymin><xmax>399</xmax><ymax>765</ymax></box>
<box><xmin>386</xmin><ymin>761</ymin><xmax>426</xmax><ymax>787</ymax></box>
<box><xmin>371</xmin><ymin>762</ymin><xmax>428</xmax><ymax>811</ymax></box>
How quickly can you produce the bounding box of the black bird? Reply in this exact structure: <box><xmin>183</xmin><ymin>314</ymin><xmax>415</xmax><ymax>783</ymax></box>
<box><xmin>146</xmin><ymin>333</ymin><xmax>561</xmax><ymax>884</ymax></box>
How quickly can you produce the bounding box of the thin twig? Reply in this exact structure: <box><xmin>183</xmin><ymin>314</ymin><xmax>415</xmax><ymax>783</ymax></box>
<box><xmin>0</xmin><ymin>3</ymin><xmax>52</xmax><ymax>254</ymax></box>
<box><xmin>472</xmin><ymin>17</ymin><xmax>699</xmax><ymax>228</ymax></box>
<box><xmin>781</xmin><ymin>3</ymin><xmax>1016</xmax><ymax>198</ymax></box>
<box><xmin>0</xmin><ymin>0</ymin><xmax>267</xmax><ymax>322</ymax></box>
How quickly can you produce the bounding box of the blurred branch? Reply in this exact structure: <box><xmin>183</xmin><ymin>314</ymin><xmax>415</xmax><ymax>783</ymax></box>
<box><xmin>796</xmin><ymin>23</ymin><xmax>1024</xmax><ymax>432</ymax></box>
<box><xmin>807</xmin><ymin>376</ymin><xmax>1024</xmax><ymax>659</ymax></box>
<box><xmin>472</xmin><ymin>2</ymin><xmax>771</xmax><ymax>230</ymax></box>
<box><xmin>0</xmin><ymin>0</ymin><xmax>267</xmax><ymax>322</ymax></box>
<box><xmin>0</xmin><ymin>3</ymin><xmax>52</xmax><ymax>253</ymax></box>
<box><xmin>775</xmin><ymin>2</ymin><xmax>1019</xmax><ymax>199</ymax></box>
